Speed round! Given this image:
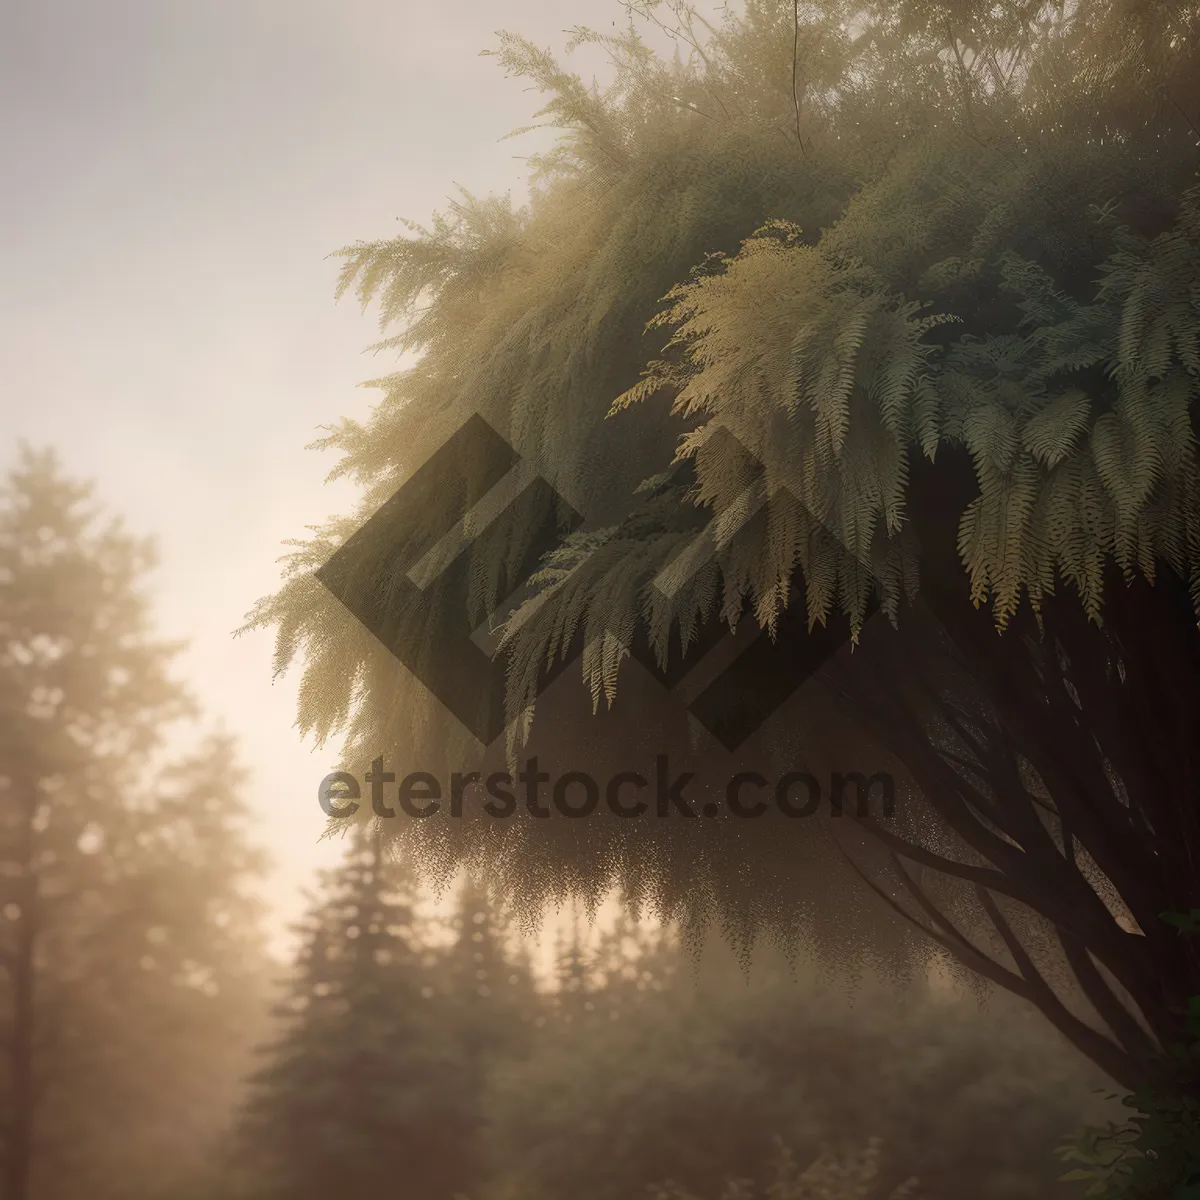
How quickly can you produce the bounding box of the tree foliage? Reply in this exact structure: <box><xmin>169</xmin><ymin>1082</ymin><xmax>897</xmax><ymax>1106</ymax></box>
<box><xmin>233</xmin><ymin>828</ymin><xmax>474</xmax><ymax>1200</ymax></box>
<box><xmin>0</xmin><ymin>447</ymin><xmax>268</xmax><ymax>1200</ymax></box>
<box><xmin>480</xmin><ymin>922</ymin><xmax>1113</xmax><ymax>1200</ymax></box>
<box><xmin>245</xmin><ymin>0</ymin><xmax>1200</xmax><ymax>1110</ymax></box>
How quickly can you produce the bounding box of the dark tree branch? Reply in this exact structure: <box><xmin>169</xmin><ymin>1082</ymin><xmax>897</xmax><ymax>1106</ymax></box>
<box><xmin>974</xmin><ymin>885</ymin><xmax>1144</xmax><ymax>1087</ymax></box>
<box><xmin>791</xmin><ymin>0</ymin><xmax>806</xmax><ymax>155</ymax></box>
<box><xmin>837</xmin><ymin>831</ymin><xmax>1144</xmax><ymax>1088</ymax></box>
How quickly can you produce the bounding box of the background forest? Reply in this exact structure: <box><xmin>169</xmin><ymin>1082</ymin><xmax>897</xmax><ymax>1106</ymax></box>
<box><xmin>0</xmin><ymin>446</ymin><xmax>1120</xmax><ymax>1200</ymax></box>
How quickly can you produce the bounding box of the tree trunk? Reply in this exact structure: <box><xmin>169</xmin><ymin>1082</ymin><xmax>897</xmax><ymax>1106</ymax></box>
<box><xmin>4</xmin><ymin>779</ymin><xmax>37</xmax><ymax>1200</ymax></box>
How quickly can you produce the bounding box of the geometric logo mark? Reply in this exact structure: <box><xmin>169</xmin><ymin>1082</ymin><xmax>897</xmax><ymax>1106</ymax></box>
<box><xmin>318</xmin><ymin>414</ymin><xmax>879</xmax><ymax>751</ymax></box>
<box><xmin>316</xmin><ymin>414</ymin><xmax>583</xmax><ymax>744</ymax></box>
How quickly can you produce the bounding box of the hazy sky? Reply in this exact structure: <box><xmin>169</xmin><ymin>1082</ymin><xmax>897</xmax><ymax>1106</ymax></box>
<box><xmin>1</xmin><ymin>0</ymin><xmax>655</xmax><ymax>946</ymax></box>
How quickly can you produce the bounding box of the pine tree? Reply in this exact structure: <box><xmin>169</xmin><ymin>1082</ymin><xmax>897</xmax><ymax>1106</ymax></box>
<box><xmin>551</xmin><ymin>911</ymin><xmax>593</xmax><ymax>1024</ymax></box>
<box><xmin>549</xmin><ymin>908</ymin><xmax>679</xmax><ymax>1031</ymax></box>
<box><xmin>62</xmin><ymin>733</ymin><xmax>271</xmax><ymax>1200</ymax></box>
<box><xmin>0</xmin><ymin>446</ymin><xmax>268</xmax><ymax>1200</ymax></box>
<box><xmin>236</xmin><ymin>827</ymin><xmax>473</xmax><ymax>1200</ymax></box>
<box><xmin>442</xmin><ymin>876</ymin><xmax>537</xmax><ymax>1063</ymax></box>
<box><xmin>419</xmin><ymin>876</ymin><xmax>541</xmax><ymax>1194</ymax></box>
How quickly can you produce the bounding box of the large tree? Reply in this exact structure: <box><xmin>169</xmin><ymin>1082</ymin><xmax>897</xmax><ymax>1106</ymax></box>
<box><xmin>246</xmin><ymin>0</ymin><xmax>1200</xmax><ymax>1135</ymax></box>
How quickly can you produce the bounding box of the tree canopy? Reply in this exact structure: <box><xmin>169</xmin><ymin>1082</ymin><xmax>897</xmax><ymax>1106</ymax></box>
<box><xmin>246</xmin><ymin>0</ymin><xmax>1200</xmax><ymax>1098</ymax></box>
